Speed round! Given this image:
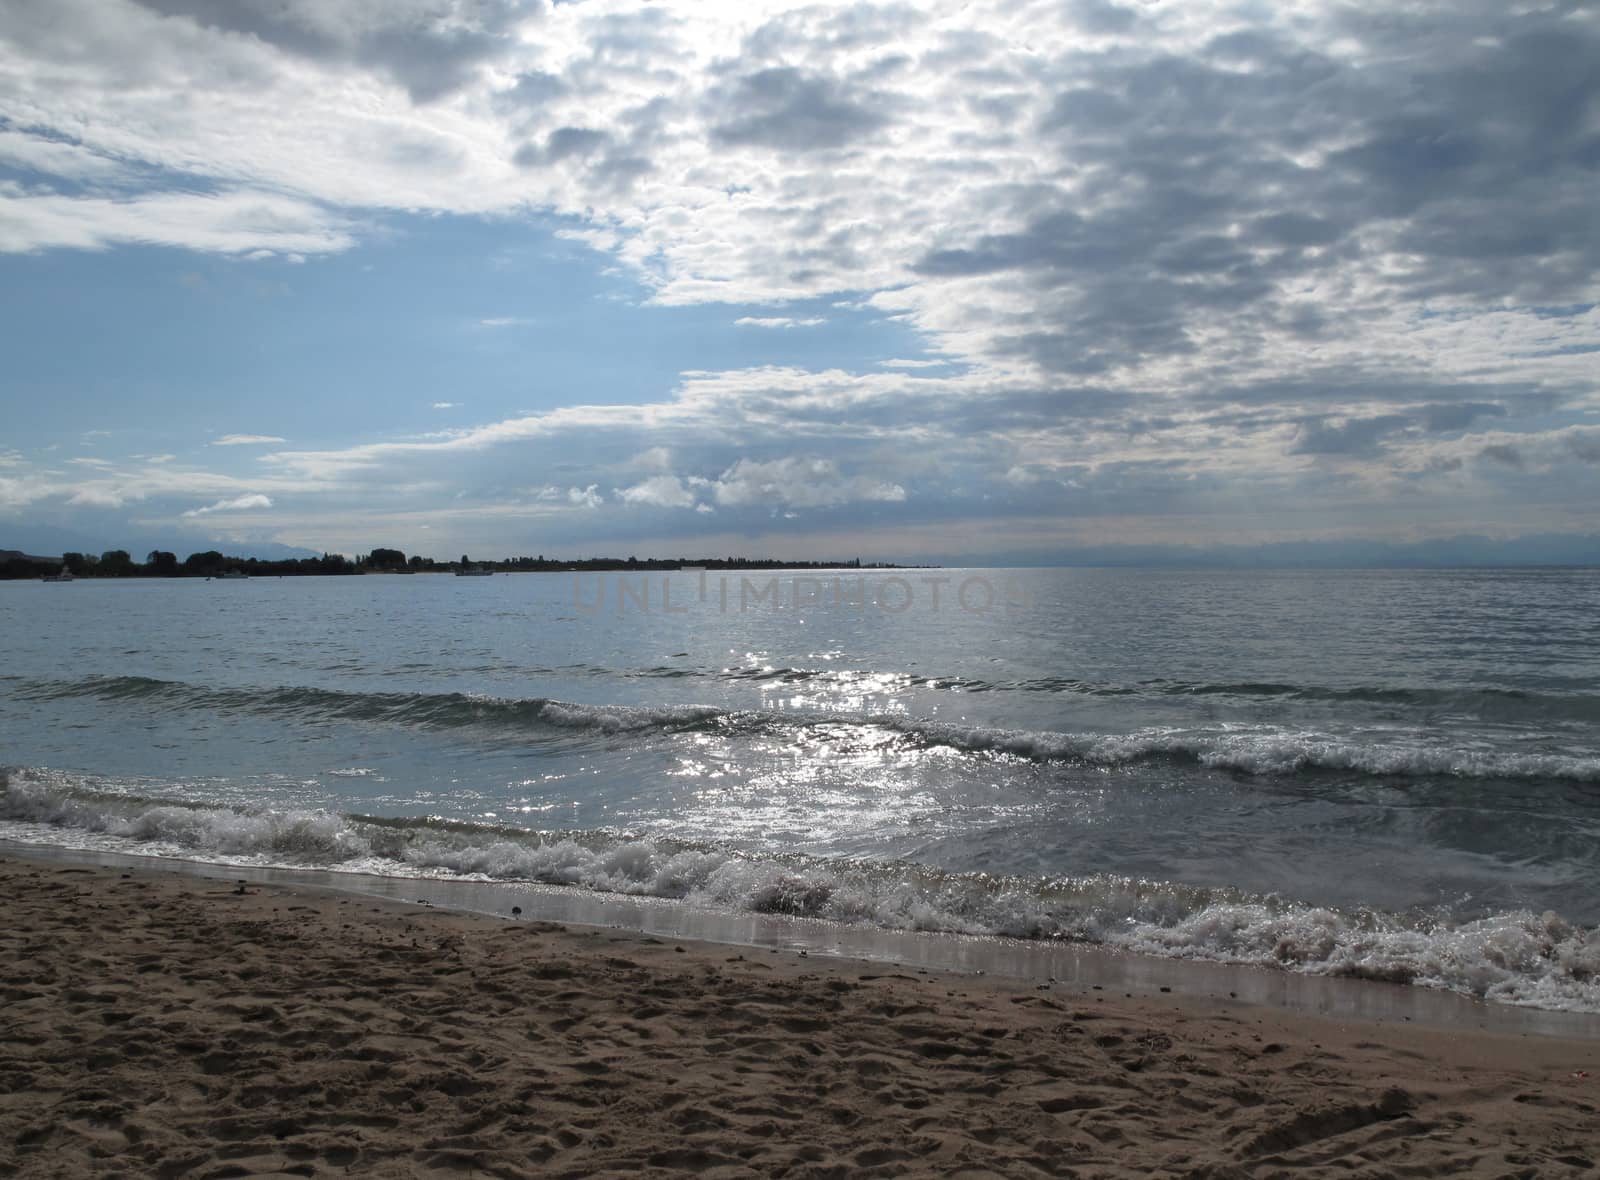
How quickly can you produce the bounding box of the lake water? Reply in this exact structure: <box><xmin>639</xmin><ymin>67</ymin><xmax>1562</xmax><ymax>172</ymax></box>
<box><xmin>2</xmin><ymin>567</ymin><xmax>1597</xmax><ymax>1010</ymax></box>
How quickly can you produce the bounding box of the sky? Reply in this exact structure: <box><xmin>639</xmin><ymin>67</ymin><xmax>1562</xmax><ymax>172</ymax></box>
<box><xmin>2</xmin><ymin>0</ymin><xmax>1599</xmax><ymax>564</ymax></box>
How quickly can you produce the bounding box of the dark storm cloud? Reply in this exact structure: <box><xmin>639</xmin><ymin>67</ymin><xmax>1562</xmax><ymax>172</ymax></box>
<box><xmin>710</xmin><ymin>67</ymin><xmax>888</xmax><ymax>151</ymax></box>
<box><xmin>129</xmin><ymin>0</ymin><xmax>532</xmax><ymax>102</ymax></box>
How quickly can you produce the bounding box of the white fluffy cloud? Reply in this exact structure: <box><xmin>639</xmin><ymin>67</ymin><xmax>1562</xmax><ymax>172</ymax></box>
<box><xmin>182</xmin><ymin>493</ymin><xmax>274</xmax><ymax>517</ymax></box>
<box><xmin>712</xmin><ymin>457</ymin><xmax>905</xmax><ymax>509</ymax></box>
<box><xmin>735</xmin><ymin>316</ymin><xmax>826</xmax><ymax>329</ymax></box>
<box><xmin>0</xmin><ymin>190</ymin><xmax>353</xmax><ymax>258</ymax></box>
<box><xmin>614</xmin><ymin>475</ymin><xmax>699</xmax><ymax>509</ymax></box>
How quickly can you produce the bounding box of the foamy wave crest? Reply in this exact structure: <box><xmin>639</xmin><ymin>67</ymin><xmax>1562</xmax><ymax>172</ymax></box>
<box><xmin>534</xmin><ymin>699</ymin><xmax>726</xmax><ymax>732</ymax></box>
<box><xmin>1079</xmin><ymin>728</ymin><xmax>1600</xmax><ymax>781</ymax></box>
<box><xmin>1120</xmin><ymin>902</ymin><xmax>1600</xmax><ymax>1012</ymax></box>
<box><xmin>0</xmin><ymin>770</ymin><xmax>368</xmax><ymax>859</ymax></box>
<box><xmin>3</xmin><ymin>769</ymin><xmax>1596</xmax><ymax>1012</ymax></box>
<box><xmin>890</xmin><ymin>719</ymin><xmax>1600</xmax><ymax>782</ymax></box>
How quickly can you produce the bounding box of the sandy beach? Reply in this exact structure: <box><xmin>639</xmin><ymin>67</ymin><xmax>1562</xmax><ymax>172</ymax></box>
<box><xmin>1</xmin><ymin>852</ymin><xmax>1597</xmax><ymax>1179</ymax></box>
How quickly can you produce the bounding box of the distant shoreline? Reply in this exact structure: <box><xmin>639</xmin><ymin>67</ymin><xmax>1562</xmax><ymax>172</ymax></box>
<box><xmin>0</xmin><ymin>550</ymin><xmax>930</xmax><ymax>580</ymax></box>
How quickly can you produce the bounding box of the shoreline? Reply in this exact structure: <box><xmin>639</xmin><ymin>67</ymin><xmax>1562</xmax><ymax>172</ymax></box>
<box><xmin>4</xmin><ymin>845</ymin><xmax>1599</xmax><ymax>1176</ymax></box>
<box><xmin>7</xmin><ymin>838</ymin><xmax>1600</xmax><ymax>1040</ymax></box>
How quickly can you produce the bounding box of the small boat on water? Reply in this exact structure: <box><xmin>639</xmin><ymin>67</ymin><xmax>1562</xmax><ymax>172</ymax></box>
<box><xmin>455</xmin><ymin>567</ymin><xmax>493</xmax><ymax>577</ymax></box>
<box><xmin>41</xmin><ymin>564</ymin><xmax>74</xmax><ymax>582</ymax></box>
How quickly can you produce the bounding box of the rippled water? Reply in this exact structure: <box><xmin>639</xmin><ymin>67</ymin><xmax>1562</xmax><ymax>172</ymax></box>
<box><xmin>3</xmin><ymin>567</ymin><xmax>1598</xmax><ymax>1009</ymax></box>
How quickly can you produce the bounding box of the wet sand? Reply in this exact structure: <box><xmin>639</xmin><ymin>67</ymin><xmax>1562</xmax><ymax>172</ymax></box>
<box><xmin>2</xmin><ymin>850</ymin><xmax>1597</xmax><ymax>1178</ymax></box>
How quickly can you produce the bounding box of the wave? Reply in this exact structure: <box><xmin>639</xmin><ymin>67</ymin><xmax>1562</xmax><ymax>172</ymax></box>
<box><xmin>18</xmin><ymin>675</ymin><xmax>1600</xmax><ymax>783</ymax></box>
<box><xmin>3</xmin><ymin>767</ymin><xmax>1596</xmax><ymax>1013</ymax></box>
<box><xmin>18</xmin><ymin>675</ymin><xmax>726</xmax><ymax>736</ymax></box>
<box><xmin>897</xmin><ymin>719</ymin><xmax>1600</xmax><ymax>782</ymax></box>
<box><xmin>34</xmin><ymin>663</ymin><xmax>1600</xmax><ymax>734</ymax></box>
<box><xmin>647</xmin><ymin>664</ymin><xmax>1600</xmax><ymax>724</ymax></box>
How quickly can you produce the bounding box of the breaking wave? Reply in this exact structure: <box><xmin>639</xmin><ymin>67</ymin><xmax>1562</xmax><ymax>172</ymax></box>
<box><xmin>2</xmin><ymin>768</ymin><xmax>1596</xmax><ymax>1013</ymax></box>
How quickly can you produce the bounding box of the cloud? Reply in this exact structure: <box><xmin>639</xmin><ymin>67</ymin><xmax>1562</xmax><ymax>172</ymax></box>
<box><xmin>1291</xmin><ymin>415</ymin><xmax>1413</xmax><ymax>458</ymax></box>
<box><xmin>0</xmin><ymin>190</ymin><xmax>354</xmax><ymax>258</ymax></box>
<box><xmin>631</xmin><ymin>446</ymin><xmax>673</xmax><ymax>471</ymax></box>
<box><xmin>709</xmin><ymin>67</ymin><xmax>888</xmax><ymax>152</ymax></box>
<box><xmin>614</xmin><ymin>475</ymin><xmax>699</xmax><ymax>509</ymax></box>
<box><xmin>182</xmin><ymin>493</ymin><xmax>274</xmax><ymax>517</ymax></box>
<box><xmin>212</xmin><ymin>434</ymin><xmax>288</xmax><ymax>446</ymax></box>
<box><xmin>515</xmin><ymin>126</ymin><xmax>611</xmax><ymax>168</ymax></box>
<box><xmin>1571</xmin><ymin>432</ymin><xmax>1600</xmax><ymax>466</ymax></box>
<box><xmin>1477</xmin><ymin>444</ymin><xmax>1525</xmax><ymax>470</ymax></box>
<box><xmin>0</xmin><ymin>475</ymin><xmax>45</xmax><ymax>511</ymax></box>
<box><xmin>735</xmin><ymin>316</ymin><xmax>826</xmax><ymax>329</ymax></box>
<box><xmin>0</xmin><ymin>129</ymin><xmax>129</xmax><ymax>181</ymax></box>
<box><xmin>1419</xmin><ymin>402</ymin><xmax>1508</xmax><ymax>434</ymax></box>
<box><xmin>4</xmin><ymin>0</ymin><xmax>1599</xmax><ymax>559</ymax></box>
<box><xmin>124</xmin><ymin>0</ymin><xmax>526</xmax><ymax>103</ymax></box>
<box><xmin>712</xmin><ymin>457</ymin><xmax>906</xmax><ymax>509</ymax></box>
<box><xmin>517</xmin><ymin>483</ymin><xmax>604</xmax><ymax>508</ymax></box>
<box><xmin>67</xmin><ymin>487</ymin><xmax>130</xmax><ymax>509</ymax></box>
<box><xmin>7</xmin><ymin>0</ymin><xmax>1597</xmax><ymax>375</ymax></box>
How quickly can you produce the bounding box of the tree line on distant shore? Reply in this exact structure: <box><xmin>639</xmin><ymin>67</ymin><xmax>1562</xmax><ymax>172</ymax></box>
<box><xmin>1</xmin><ymin>547</ymin><xmax>893</xmax><ymax>580</ymax></box>
<box><xmin>0</xmin><ymin>548</ymin><xmax>369</xmax><ymax>579</ymax></box>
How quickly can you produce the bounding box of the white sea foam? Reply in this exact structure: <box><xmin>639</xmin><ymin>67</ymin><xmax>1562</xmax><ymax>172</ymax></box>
<box><xmin>0</xmin><ymin>771</ymin><xmax>367</xmax><ymax>860</ymax></box>
<box><xmin>3</xmin><ymin>769</ymin><xmax>1596</xmax><ymax>1013</ymax></box>
<box><xmin>534</xmin><ymin>698</ymin><xmax>726</xmax><ymax>733</ymax></box>
<box><xmin>890</xmin><ymin>718</ymin><xmax>1600</xmax><ymax>781</ymax></box>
